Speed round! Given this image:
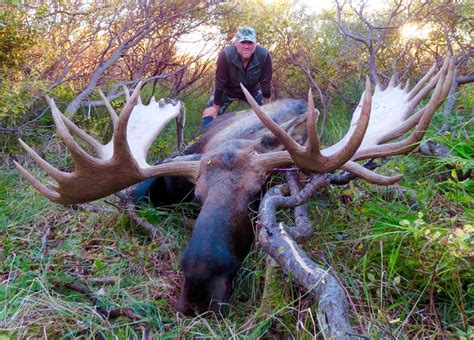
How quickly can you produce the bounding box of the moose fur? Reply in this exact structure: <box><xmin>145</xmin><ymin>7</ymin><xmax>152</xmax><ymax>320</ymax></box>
<box><xmin>134</xmin><ymin>99</ymin><xmax>308</xmax><ymax>314</ymax></box>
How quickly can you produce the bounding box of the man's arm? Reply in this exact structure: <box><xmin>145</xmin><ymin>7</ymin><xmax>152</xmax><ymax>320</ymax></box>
<box><xmin>202</xmin><ymin>50</ymin><xmax>228</xmax><ymax>118</ymax></box>
<box><xmin>260</xmin><ymin>52</ymin><xmax>272</xmax><ymax>103</ymax></box>
<box><xmin>213</xmin><ymin>50</ymin><xmax>229</xmax><ymax>106</ymax></box>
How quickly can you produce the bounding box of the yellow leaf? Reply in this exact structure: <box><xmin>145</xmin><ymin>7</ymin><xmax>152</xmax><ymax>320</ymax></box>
<box><xmin>451</xmin><ymin>169</ymin><xmax>458</xmax><ymax>180</ymax></box>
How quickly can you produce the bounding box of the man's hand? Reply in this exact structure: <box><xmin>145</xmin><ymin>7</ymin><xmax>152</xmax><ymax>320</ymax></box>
<box><xmin>263</xmin><ymin>97</ymin><xmax>270</xmax><ymax>105</ymax></box>
<box><xmin>202</xmin><ymin>105</ymin><xmax>220</xmax><ymax>118</ymax></box>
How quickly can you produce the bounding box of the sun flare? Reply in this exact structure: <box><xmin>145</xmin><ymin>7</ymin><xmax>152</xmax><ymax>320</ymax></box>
<box><xmin>400</xmin><ymin>23</ymin><xmax>433</xmax><ymax>40</ymax></box>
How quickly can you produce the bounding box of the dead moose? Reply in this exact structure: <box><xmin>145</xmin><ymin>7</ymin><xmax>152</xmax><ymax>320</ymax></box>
<box><xmin>15</xmin><ymin>56</ymin><xmax>454</xmax><ymax>337</ymax></box>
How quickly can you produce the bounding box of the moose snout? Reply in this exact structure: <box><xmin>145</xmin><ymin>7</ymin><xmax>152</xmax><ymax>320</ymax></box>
<box><xmin>175</xmin><ymin>275</ymin><xmax>233</xmax><ymax>316</ymax></box>
<box><xmin>174</xmin><ymin>296</ymin><xmax>229</xmax><ymax>316</ymax></box>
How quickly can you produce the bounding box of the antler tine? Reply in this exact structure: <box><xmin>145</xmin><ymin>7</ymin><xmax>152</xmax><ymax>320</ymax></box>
<box><xmin>137</xmin><ymin>92</ymin><xmax>143</xmax><ymax>105</ymax></box>
<box><xmin>122</xmin><ymin>85</ymin><xmax>131</xmax><ymax>102</ymax></box>
<box><xmin>407</xmin><ymin>55</ymin><xmax>451</xmax><ymax>113</ymax></box>
<box><xmin>46</xmin><ymin>96</ymin><xmax>101</xmax><ymax>164</ymax></box>
<box><xmin>379</xmin><ymin>107</ymin><xmax>427</xmax><ymax>144</ymax></box>
<box><xmin>411</xmin><ymin>56</ymin><xmax>454</xmax><ymax>133</ymax></box>
<box><xmin>341</xmin><ymin>161</ymin><xmax>403</xmax><ymax>185</ymax></box>
<box><xmin>250</xmin><ymin>78</ymin><xmax>372</xmax><ymax>173</ymax></box>
<box><xmin>397</xmin><ymin>59</ymin><xmax>444</xmax><ymax>121</ymax></box>
<box><xmin>387</xmin><ymin>74</ymin><xmax>397</xmax><ymax>89</ymax></box>
<box><xmin>407</xmin><ymin>62</ymin><xmax>437</xmax><ymax>100</ymax></box>
<box><xmin>13</xmin><ymin>160</ymin><xmax>61</xmax><ymax>202</ymax></box>
<box><xmin>241</xmin><ymin>83</ymin><xmax>303</xmax><ymax>155</ymax></box>
<box><xmin>317</xmin><ymin>76</ymin><xmax>372</xmax><ymax>170</ymax></box>
<box><xmin>354</xmin><ymin>58</ymin><xmax>452</xmax><ymax>160</ymax></box>
<box><xmin>98</xmin><ymin>88</ymin><xmax>119</xmax><ymax>126</ymax></box>
<box><xmin>60</xmin><ymin>114</ymin><xmax>106</xmax><ymax>157</ymax></box>
<box><xmin>306</xmin><ymin>88</ymin><xmax>321</xmax><ymax>153</ymax></box>
<box><xmin>113</xmin><ymin>81</ymin><xmax>144</xmax><ymax>161</ymax></box>
<box><xmin>43</xmin><ymin>89</ymin><xmax>116</xmax><ymax>160</ymax></box>
<box><xmin>377</xmin><ymin>56</ymin><xmax>455</xmax><ymax>145</ymax></box>
<box><xmin>442</xmin><ymin>55</ymin><xmax>456</xmax><ymax>94</ymax></box>
<box><xmin>18</xmin><ymin>139</ymin><xmax>69</xmax><ymax>181</ymax></box>
<box><xmin>403</xmin><ymin>79</ymin><xmax>410</xmax><ymax>92</ymax></box>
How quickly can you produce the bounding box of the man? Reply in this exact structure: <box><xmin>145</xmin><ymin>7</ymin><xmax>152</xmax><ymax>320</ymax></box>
<box><xmin>202</xmin><ymin>26</ymin><xmax>272</xmax><ymax>127</ymax></box>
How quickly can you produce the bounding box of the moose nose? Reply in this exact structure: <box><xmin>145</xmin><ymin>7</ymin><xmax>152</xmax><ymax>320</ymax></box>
<box><xmin>174</xmin><ymin>297</ymin><xmax>193</xmax><ymax>315</ymax></box>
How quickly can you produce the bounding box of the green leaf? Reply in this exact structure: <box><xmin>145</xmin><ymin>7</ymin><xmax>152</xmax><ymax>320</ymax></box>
<box><xmin>93</xmin><ymin>259</ymin><xmax>105</xmax><ymax>269</ymax></box>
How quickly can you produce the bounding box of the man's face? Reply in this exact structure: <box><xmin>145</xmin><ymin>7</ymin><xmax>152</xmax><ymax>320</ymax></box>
<box><xmin>234</xmin><ymin>40</ymin><xmax>256</xmax><ymax>60</ymax></box>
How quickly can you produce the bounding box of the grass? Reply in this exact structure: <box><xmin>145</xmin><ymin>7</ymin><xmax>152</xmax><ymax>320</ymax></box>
<box><xmin>1</xmin><ymin>87</ymin><xmax>472</xmax><ymax>338</ymax></box>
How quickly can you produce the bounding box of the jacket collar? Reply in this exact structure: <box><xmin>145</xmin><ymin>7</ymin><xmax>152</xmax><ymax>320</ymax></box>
<box><xmin>230</xmin><ymin>45</ymin><xmax>260</xmax><ymax>72</ymax></box>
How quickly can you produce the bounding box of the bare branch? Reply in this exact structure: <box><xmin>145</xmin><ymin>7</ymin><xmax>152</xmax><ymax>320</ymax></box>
<box><xmin>258</xmin><ymin>173</ymin><xmax>355</xmax><ymax>338</ymax></box>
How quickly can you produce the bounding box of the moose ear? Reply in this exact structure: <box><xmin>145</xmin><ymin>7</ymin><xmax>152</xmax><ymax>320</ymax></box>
<box><xmin>258</xmin><ymin>115</ymin><xmax>308</xmax><ymax>152</ymax></box>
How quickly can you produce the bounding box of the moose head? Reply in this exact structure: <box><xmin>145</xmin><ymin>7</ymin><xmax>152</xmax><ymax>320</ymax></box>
<box><xmin>15</xmin><ymin>56</ymin><xmax>454</xmax><ymax>316</ymax></box>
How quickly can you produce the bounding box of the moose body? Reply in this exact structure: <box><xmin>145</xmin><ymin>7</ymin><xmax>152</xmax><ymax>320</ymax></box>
<box><xmin>134</xmin><ymin>99</ymin><xmax>308</xmax><ymax>314</ymax></box>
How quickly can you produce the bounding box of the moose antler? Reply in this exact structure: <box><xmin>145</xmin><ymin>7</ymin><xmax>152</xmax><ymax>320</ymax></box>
<box><xmin>244</xmin><ymin>55</ymin><xmax>455</xmax><ymax>184</ymax></box>
<box><xmin>14</xmin><ymin>82</ymin><xmax>199</xmax><ymax>204</ymax></box>
<box><xmin>254</xmin><ymin>55</ymin><xmax>455</xmax><ymax>338</ymax></box>
<box><xmin>16</xmin><ymin>55</ymin><xmax>454</xmax><ymax>204</ymax></box>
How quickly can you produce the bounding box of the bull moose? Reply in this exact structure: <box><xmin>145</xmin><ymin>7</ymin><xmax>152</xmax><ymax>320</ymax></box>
<box><xmin>15</xmin><ymin>55</ymin><xmax>454</xmax><ymax>334</ymax></box>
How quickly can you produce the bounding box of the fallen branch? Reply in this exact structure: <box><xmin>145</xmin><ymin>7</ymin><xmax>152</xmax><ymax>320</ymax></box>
<box><xmin>40</xmin><ymin>226</ymin><xmax>51</xmax><ymax>258</ymax></box>
<box><xmin>69</xmin><ymin>197</ymin><xmax>162</xmax><ymax>241</ymax></box>
<box><xmin>62</xmin><ymin>281</ymin><xmax>142</xmax><ymax>322</ymax></box>
<box><xmin>258</xmin><ymin>173</ymin><xmax>356</xmax><ymax>339</ymax></box>
<box><xmin>283</xmin><ymin>171</ymin><xmax>314</xmax><ymax>242</ymax></box>
<box><xmin>86</xmin><ymin>276</ymin><xmax>119</xmax><ymax>285</ymax></box>
<box><xmin>114</xmin><ymin>192</ymin><xmax>162</xmax><ymax>242</ymax></box>
<box><xmin>69</xmin><ymin>203</ymin><xmax>115</xmax><ymax>214</ymax></box>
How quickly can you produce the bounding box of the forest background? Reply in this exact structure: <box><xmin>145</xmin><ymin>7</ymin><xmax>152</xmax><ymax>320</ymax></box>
<box><xmin>0</xmin><ymin>0</ymin><xmax>472</xmax><ymax>338</ymax></box>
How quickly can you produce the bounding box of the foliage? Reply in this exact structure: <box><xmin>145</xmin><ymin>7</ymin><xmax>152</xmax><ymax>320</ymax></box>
<box><xmin>1</xmin><ymin>0</ymin><xmax>472</xmax><ymax>338</ymax></box>
<box><xmin>0</xmin><ymin>8</ymin><xmax>33</xmax><ymax>78</ymax></box>
<box><xmin>0</xmin><ymin>6</ymin><xmax>45</xmax><ymax>129</ymax></box>
<box><xmin>0</xmin><ymin>78</ymin><xmax>47</xmax><ymax>127</ymax></box>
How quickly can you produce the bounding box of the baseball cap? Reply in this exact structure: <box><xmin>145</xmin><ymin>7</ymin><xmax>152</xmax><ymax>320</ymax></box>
<box><xmin>236</xmin><ymin>26</ymin><xmax>257</xmax><ymax>43</ymax></box>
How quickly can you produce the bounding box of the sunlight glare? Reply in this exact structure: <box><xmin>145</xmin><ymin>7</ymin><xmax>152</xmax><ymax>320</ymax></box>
<box><xmin>400</xmin><ymin>23</ymin><xmax>433</xmax><ymax>40</ymax></box>
<box><xmin>177</xmin><ymin>26</ymin><xmax>221</xmax><ymax>58</ymax></box>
